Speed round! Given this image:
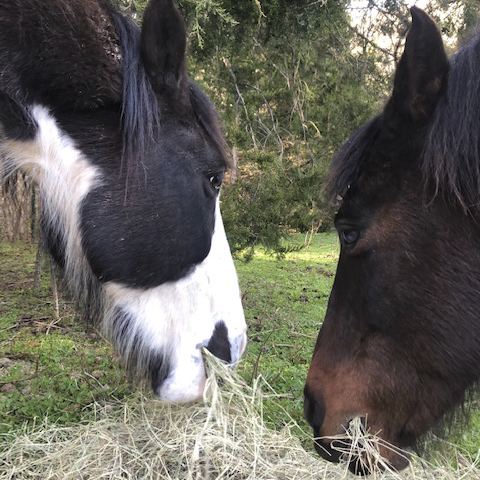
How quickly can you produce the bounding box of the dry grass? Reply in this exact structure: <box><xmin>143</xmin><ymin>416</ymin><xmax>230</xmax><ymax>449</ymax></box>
<box><xmin>0</xmin><ymin>352</ymin><xmax>478</xmax><ymax>480</ymax></box>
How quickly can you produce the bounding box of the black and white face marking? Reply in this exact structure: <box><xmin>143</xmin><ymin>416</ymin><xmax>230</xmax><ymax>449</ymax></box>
<box><xmin>78</xmin><ymin>123</ymin><xmax>221</xmax><ymax>288</ymax></box>
<box><xmin>74</xmin><ymin>110</ymin><xmax>247</xmax><ymax>401</ymax></box>
<box><xmin>102</xmin><ymin>200</ymin><xmax>246</xmax><ymax>402</ymax></box>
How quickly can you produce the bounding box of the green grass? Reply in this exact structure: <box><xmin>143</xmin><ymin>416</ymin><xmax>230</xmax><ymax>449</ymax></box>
<box><xmin>235</xmin><ymin>232</ymin><xmax>338</xmax><ymax>435</ymax></box>
<box><xmin>0</xmin><ymin>242</ymin><xmax>133</xmax><ymax>433</ymax></box>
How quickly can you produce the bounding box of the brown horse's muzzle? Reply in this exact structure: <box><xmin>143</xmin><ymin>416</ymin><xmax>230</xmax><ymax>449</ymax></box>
<box><xmin>304</xmin><ymin>385</ymin><xmax>411</xmax><ymax>475</ymax></box>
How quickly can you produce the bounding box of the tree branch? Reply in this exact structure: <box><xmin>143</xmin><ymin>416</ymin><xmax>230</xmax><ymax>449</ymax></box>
<box><xmin>348</xmin><ymin>24</ymin><xmax>395</xmax><ymax>59</ymax></box>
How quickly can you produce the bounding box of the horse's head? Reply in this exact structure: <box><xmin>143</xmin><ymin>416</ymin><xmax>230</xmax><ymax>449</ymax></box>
<box><xmin>304</xmin><ymin>8</ymin><xmax>480</xmax><ymax>473</ymax></box>
<box><xmin>0</xmin><ymin>0</ymin><xmax>246</xmax><ymax>402</ymax></box>
<box><xmin>85</xmin><ymin>0</ymin><xmax>247</xmax><ymax>402</ymax></box>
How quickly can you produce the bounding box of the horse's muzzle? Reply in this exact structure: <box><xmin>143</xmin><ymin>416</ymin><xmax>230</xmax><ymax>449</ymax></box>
<box><xmin>155</xmin><ymin>328</ymin><xmax>247</xmax><ymax>402</ymax></box>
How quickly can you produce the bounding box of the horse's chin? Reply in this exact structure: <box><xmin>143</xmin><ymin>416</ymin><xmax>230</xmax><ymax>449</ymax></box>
<box><xmin>155</xmin><ymin>361</ymin><xmax>207</xmax><ymax>403</ymax></box>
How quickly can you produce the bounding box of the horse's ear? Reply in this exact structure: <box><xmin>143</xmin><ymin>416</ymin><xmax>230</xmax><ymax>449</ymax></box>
<box><xmin>390</xmin><ymin>7</ymin><xmax>449</xmax><ymax>121</ymax></box>
<box><xmin>140</xmin><ymin>0</ymin><xmax>187</xmax><ymax>93</ymax></box>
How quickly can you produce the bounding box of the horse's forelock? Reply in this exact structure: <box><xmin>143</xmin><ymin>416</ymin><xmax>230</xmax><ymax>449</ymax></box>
<box><xmin>112</xmin><ymin>11</ymin><xmax>229</xmax><ymax>189</ymax></box>
<box><xmin>328</xmin><ymin>117</ymin><xmax>382</xmax><ymax>203</ymax></box>
<box><xmin>111</xmin><ymin>11</ymin><xmax>160</xmax><ymax>188</ymax></box>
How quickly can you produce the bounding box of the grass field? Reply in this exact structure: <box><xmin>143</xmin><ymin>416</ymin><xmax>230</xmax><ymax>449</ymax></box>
<box><xmin>235</xmin><ymin>233</ymin><xmax>338</xmax><ymax>436</ymax></box>
<box><xmin>1</xmin><ymin>233</ymin><xmax>479</xmax><ymax>469</ymax></box>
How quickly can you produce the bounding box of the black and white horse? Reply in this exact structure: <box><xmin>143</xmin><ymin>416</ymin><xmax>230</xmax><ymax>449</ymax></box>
<box><xmin>0</xmin><ymin>0</ymin><xmax>246</xmax><ymax>402</ymax></box>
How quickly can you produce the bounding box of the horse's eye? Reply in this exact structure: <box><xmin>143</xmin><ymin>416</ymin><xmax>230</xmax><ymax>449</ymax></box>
<box><xmin>341</xmin><ymin>229</ymin><xmax>359</xmax><ymax>245</ymax></box>
<box><xmin>209</xmin><ymin>173</ymin><xmax>223</xmax><ymax>191</ymax></box>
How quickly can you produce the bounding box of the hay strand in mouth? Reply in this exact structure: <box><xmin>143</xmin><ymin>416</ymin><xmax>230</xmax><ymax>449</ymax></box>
<box><xmin>326</xmin><ymin>416</ymin><xmax>411</xmax><ymax>476</ymax></box>
<box><xmin>0</xmin><ymin>352</ymin><xmax>478</xmax><ymax>480</ymax></box>
<box><xmin>315</xmin><ymin>415</ymin><xmax>479</xmax><ymax>480</ymax></box>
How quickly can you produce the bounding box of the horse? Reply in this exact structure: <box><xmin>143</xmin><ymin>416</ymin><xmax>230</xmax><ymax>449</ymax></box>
<box><xmin>0</xmin><ymin>0</ymin><xmax>247</xmax><ymax>403</ymax></box>
<box><xmin>304</xmin><ymin>7</ymin><xmax>480</xmax><ymax>474</ymax></box>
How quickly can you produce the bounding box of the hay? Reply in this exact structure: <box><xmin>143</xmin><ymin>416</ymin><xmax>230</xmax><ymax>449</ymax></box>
<box><xmin>0</xmin><ymin>352</ymin><xmax>478</xmax><ymax>480</ymax></box>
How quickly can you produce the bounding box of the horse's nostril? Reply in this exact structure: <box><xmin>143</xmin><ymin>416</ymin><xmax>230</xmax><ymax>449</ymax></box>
<box><xmin>338</xmin><ymin>417</ymin><xmax>384</xmax><ymax>476</ymax></box>
<box><xmin>303</xmin><ymin>385</ymin><xmax>325</xmax><ymax>430</ymax></box>
<box><xmin>149</xmin><ymin>352</ymin><xmax>171</xmax><ymax>393</ymax></box>
<box><xmin>330</xmin><ymin>435</ymin><xmax>374</xmax><ymax>476</ymax></box>
<box><xmin>346</xmin><ymin>416</ymin><xmax>367</xmax><ymax>436</ymax></box>
<box><xmin>206</xmin><ymin>321</ymin><xmax>231</xmax><ymax>363</ymax></box>
<box><xmin>313</xmin><ymin>437</ymin><xmax>342</xmax><ymax>463</ymax></box>
<box><xmin>234</xmin><ymin>331</ymin><xmax>247</xmax><ymax>360</ymax></box>
<box><xmin>347</xmin><ymin>456</ymin><xmax>374</xmax><ymax>477</ymax></box>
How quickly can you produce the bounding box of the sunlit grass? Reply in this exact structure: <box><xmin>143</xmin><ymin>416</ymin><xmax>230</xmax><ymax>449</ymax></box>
<box><xmin>234</xmin><ymin>232</ymin><xmax>338</xmax><ymax>436</ymax></box>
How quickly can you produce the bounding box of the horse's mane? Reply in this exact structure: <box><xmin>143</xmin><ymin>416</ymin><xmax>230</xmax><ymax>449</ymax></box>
<box><xmin>329</xmin><ymin>29</ymin><xmax>480</xmax><ymax>212</ymax></box>
<box><xmin>423</xmin><ymin>29</ymin><xmax>480</xmax><ymax>212</ymax></box>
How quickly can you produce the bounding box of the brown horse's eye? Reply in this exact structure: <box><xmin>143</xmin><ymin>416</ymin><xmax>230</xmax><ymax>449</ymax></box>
<box><xmin>209</xmin><ymin>173</ymin><xmax>223</xmax><ymax>191</ymax></box>
<box><xmin>341</xmin><ymin>229</ymin><xmax>359</xmax><ymax>245</ymax></box>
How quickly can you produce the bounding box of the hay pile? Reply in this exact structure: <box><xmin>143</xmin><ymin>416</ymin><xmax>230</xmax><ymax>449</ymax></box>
<box><xmin>0</xmin><ymin>353</ymin><xmax>478</xmax><ymax>480</ymax></box>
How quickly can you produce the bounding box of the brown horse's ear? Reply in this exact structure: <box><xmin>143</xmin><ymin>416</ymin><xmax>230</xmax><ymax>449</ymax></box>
<box><xmin>390</xmin><ymin>7</ymin><xmax>449</xmax><ymax>121</ymax></box>
<box><xmin>140</xmin><ymin>0</ymin><xmax>187</xmax><ymax>93</ymax></box>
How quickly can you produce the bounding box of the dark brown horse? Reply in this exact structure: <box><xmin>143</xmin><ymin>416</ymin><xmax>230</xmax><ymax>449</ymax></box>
<box><xmin>304</xmin><ymin>7</ymin><xmax>480</xmax><ymax>475</ymax></box>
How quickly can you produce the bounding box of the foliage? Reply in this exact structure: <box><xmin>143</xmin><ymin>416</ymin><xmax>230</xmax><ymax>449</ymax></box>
<box><xmin>221</xmin><ymin>158</ymin><xmax>330</xmax><ymax>257</ymax></box>
<box><xmin>183</xmin><ymin>0</ymin><xmax>379</xmax><ymax>253</ymax></box>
